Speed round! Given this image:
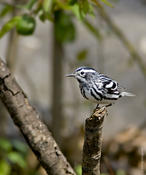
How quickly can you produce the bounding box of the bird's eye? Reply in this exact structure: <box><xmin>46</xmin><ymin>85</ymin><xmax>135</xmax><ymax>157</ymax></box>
<box><xmin>80</xmin><ymin>71</ymin><xmax>85</xmax><ymax>75</ymax></box>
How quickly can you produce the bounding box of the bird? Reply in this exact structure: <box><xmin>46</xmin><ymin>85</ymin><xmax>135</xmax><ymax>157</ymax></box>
<box><xmin>66</xmin><ymin>66</ymin><xmax>135</xmax><ymax>107</ymax></box>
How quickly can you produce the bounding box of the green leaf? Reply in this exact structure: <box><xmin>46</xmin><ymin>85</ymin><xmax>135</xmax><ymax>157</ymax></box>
<box><xmin>79</xmin><ymin>0</ymin><xmax>94</xmax><ymax>19</ymax></box>
<box><xmin>7</xmin><ymin>152</ymin><xmax>26</xmax><ymax>168</ymax></box>
<box><xmin>0</xmin><ymin>5</ymin><xmax>13</xmax><ymax>18</ymax></box>
<box><xmin>77</xmin><ymin>49</ymin><xmax>88</xmax><ymax>61</ymax></box>
<box><xmin>16</xmin><ymin>14</ymin><xmax>36</xmax><ymax>35</ymax></box>
<box><xmin>80</xmin><ymin>0</ymin><xmax>89</xmax><ymax>14</ymax></box>
<box><xmin>68</xmin><ymin>0</ymin><xmax>78</xmax><ymax>5</ymax></box>
<box><xmin>75</xmin><ymin>165</ymin><xmax>82</xmax><ymax>175</ymax></box>
<box><xmin>0</xmin><ymin>160</ymin><xmax>10</xmax><ymax>175</ymax></box>
<box><xmin>38</xmin><ymin>0</ymin><xmax>52</xmax><ymax>22</ymax></box>
<box><xmin>101</xmin><ymin>0</ymin><xmax>113</xmax><ymax>7</ymax></box>
<box><xmin>79</xmin><ymin>0</ymin><xmax>90</xmax><ymax>19</ymax></box>
<box><xmin>0</xmin><ymin>16</ymin><xmax>21</xmax><ymax>38</ymax></box>
<box><xmin>0</xmin><ymin>138</ymin><xmax>12</xmax><ymax>152</ymax></box>
<box><xmin>55</xmin><ymin>11</ymin><xmax>76</xmax><ymax>43</ymax></box>
<box><xmin>43</xmin><ymin>0</ymin><xmax>52</xmax><ymax>13</ymax></box>
<box><xmin>70</xmin><ymin>4</ymin><xmax>81</xmax><ymax>20</ymax></box>
<box><xmin>25</xmin><ymin>0</ymin><xmax>37</xmax><ymax>10</ymax></box>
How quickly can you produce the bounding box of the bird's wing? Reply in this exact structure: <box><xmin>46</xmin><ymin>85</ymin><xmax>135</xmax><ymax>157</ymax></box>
<box><xmin>97</xmin><ymin>74</ymin><xmax>121</xmax><ymax>98</ymax></box>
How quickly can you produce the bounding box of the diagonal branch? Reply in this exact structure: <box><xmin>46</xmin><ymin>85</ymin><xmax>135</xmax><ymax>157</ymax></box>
<box><xmin>0</xmin><ymin>58</ymin><xmax>76</xmax><ymax>175</ymax></box>
<box><xmin>82</xmin><ymin>107</ymin><xmax>106</xmax><ymax>175</ymax></box>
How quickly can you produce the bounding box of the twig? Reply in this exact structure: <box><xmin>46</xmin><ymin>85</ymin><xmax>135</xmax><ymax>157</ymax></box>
<box><xmin>82</xmin><ymin>107</ymin><xmax>106</xmax><ymax>175</ymax></box>
<box><xmin>0</xmin><ymin>58</ymin><xmax>76</xmax><ymax>175</ymax></box>
<box><xmin>96</xmin><ymin>6</ymin><xmax>146</xmax><ymax>76</ymax></box>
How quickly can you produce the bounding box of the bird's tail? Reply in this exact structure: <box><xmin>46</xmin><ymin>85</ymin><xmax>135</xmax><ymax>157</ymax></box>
<box><xmin>121</xmin><ymin>91</ymin><xmax>135</xmax><ymax>97</ymax></box>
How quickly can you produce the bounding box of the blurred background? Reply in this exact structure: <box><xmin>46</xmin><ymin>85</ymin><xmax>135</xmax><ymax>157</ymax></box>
<box><xmin>0</xmin><ymin>0</ymin><xmax>146</xmax><ymax>175</ymax></box>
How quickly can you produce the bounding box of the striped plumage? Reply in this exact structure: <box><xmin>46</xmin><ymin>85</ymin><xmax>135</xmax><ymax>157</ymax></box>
<box><xmin>66</xmin><ymin>67</ymin><xmax>134</xmax><ymax>105</ymax></box>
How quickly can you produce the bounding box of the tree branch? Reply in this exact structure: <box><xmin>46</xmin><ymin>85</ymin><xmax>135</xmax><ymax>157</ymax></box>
<box><xmin>0</xmin><ymin>58</ymin><xmax>76</xmax><ymax>175</ymax></box>
<box><xmin>82</xmin><ymin>107</ymin><xmax>106</xmax><ymax>175</ymax></box>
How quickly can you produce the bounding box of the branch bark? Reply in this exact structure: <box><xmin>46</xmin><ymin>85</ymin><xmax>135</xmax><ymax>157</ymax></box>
<box><xmin>0</xmin><ymin>0</ymin><xmax>20</xmax><ymax>136</ymax></box>
<box><xmin>0</xmin><ymin>58</ymin><xmax>76</xmax><ymax>175</ymax></box>
<box><xmin>82</xmin><ymin>107</ymin><xmax>106</xmax><ymax>175</ymax></box>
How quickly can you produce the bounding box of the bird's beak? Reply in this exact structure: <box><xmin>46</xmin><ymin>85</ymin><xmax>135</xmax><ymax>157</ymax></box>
<box><xmin>65</xmin><ymin>73</ymin><xmax>75</xmax><ymax>77</ymax></box>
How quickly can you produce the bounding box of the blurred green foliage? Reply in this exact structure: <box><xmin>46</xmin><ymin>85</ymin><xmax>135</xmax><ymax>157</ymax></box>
<box><xmin>77</xmin><ymin>49</ymin><xmax>88</xmax><ymax>61</ymax></box>
<box><xmin>54</xmin><ymin>11</ymin><xmax>76</xmax><ymax>43</ymax></box>
<box><xmin>75</xmin><ymin>165</ymin><xmax>82</xmax><ymax>175</ymax></box>
<box><xmin>0</xmin><ymin>137</ymin><xmax>40</xmax><ymax>175</ymax></box>
<box><xmin>116</xmin><ymin>170</ymin><xmax>126</xmax><ymax>175</ymax></box>
<box><xmin>0</xmin><ymin>137</ymin><xmax>127</xmax><ymax>175</ymax></box>
<box><xmin>16</xmin><ymin>14</ymin><xmax>36</xmax><ymax>35</ymax></box>
<box><xmin>0</xmin><ymin>0</ymin><xmax>112</xmax><ymax>42</ymax></box>
<box><xmin>0</xmin><ymin>4</ymin><xmax>13</xmax><ymax>18</ymax></box>
<box><xmin>25</xmin><ymin>0</ymin><xmax>37</xmax><ymax>10</ymax></box>
<box><xmin>101</xmin><ymin>0</ymin><xmax>113</xmax><ymax>7</ymax></box>
<box><xmin>0</xmin><ymin>16</ymin><xmax>21</xmax><ymax>38</ymax></box>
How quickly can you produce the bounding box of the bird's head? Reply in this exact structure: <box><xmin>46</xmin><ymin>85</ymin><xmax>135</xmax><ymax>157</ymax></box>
<box><xmin>66</xmin><ymin>67</ymin><xmax>98</xmax><ymax>83</ymax></box>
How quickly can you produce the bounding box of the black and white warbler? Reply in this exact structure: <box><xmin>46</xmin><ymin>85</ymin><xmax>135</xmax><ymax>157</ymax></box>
<box><xmin>66</xmin><ymin>67</ymin><xmax>134</xmax><ymax>105</ymax></box>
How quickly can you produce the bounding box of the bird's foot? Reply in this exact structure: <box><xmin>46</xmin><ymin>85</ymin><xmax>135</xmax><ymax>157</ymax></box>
<box><xmin>93</xmin><ymin>104</ymin><xmax>100</xmax><ymax>113</ymax></box>
<box><xmin>96</xmin><ymin>104</ymin><xmax>100</xmax><ymax>109</ymax></box>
